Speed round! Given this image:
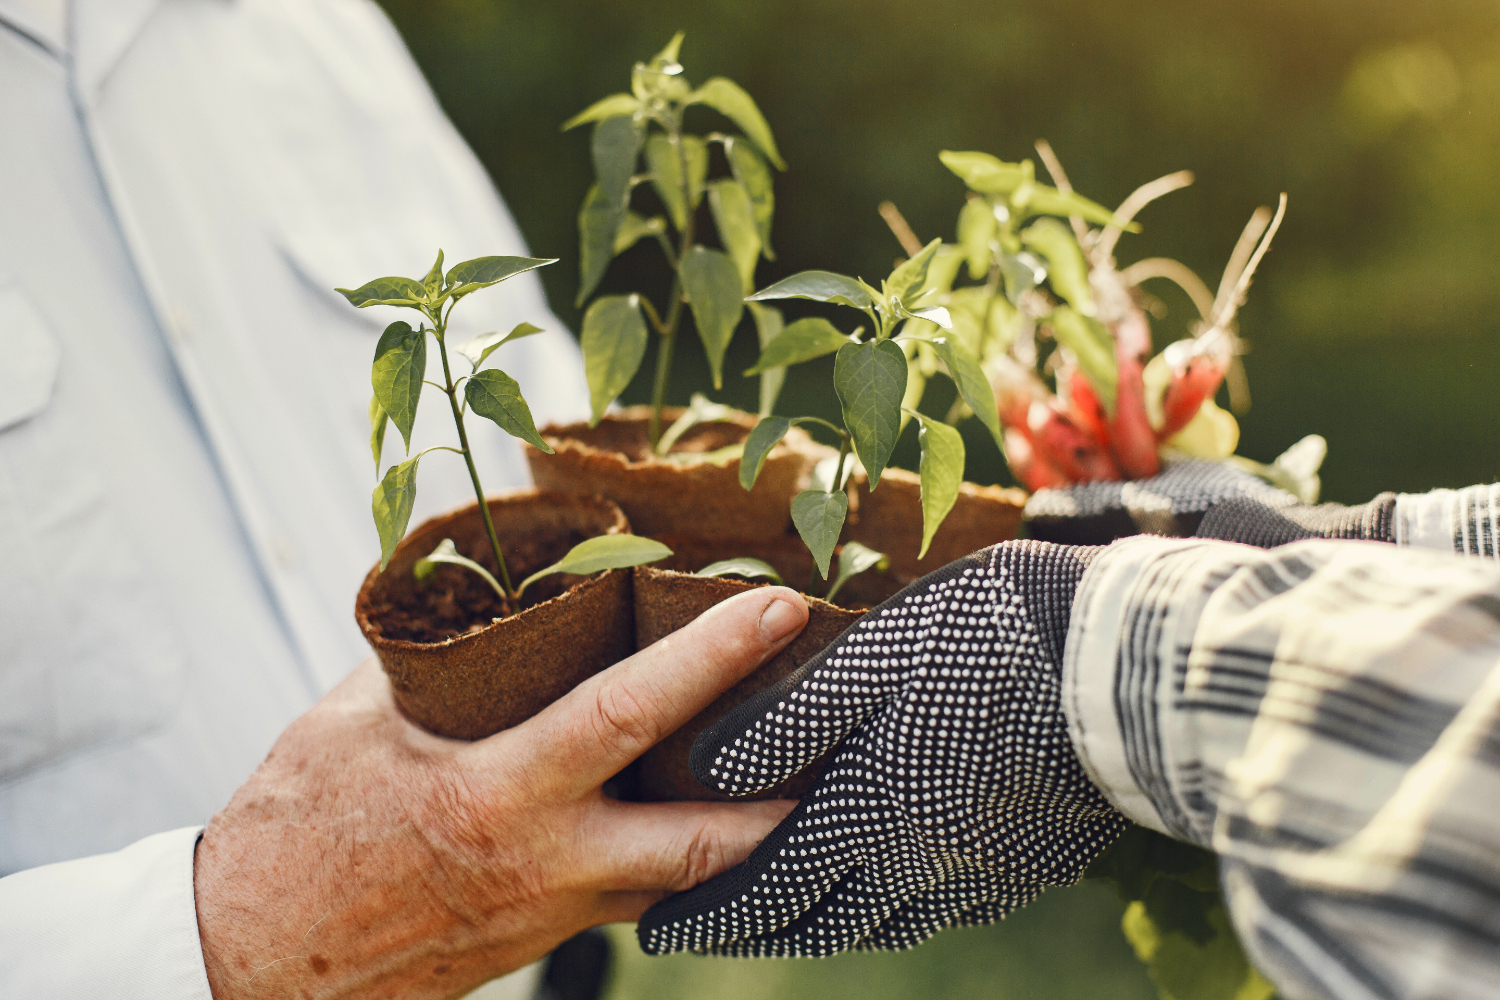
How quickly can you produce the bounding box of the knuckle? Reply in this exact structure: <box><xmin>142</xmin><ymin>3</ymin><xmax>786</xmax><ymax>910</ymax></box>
<box><xmin>589</xmin><ymin>681</ymin><xmax>669</xmax><ymax>759</ymax></box>
<box><xmin>674</xmin><ymin>823</ymin><xmax>727</xmax><ymax>891</ymax></box>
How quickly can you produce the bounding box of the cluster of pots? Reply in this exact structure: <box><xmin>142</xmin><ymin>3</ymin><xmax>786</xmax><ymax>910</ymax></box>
<box><xmin>355</xmin><ymin>406</ymin><xmax>1025</xmax><ymax>800</ymax></box>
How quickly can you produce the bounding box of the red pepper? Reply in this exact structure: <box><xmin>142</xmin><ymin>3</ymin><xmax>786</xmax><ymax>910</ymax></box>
<box><xmin>1066</xmin><ymin>367</ymin><xmax>1112</xmax><ymax>453</ymax></box>
<box><xmin>1157</xmin><ymin>355</ymin><xmax>1227</xmax><ymax>442</ymax></box>
<box><xmin>1003</xmin><ymin>427</ymin><xmax>1070</xmax><ymax>491</ymax></box>
<box><xmin>1106</xmin><ymin>306</ymin><xmax>1160</xmax><ymax>479</ymax></box>
<box><xmin>1029</xmin><ymin>400</ymin><xmax>1122</xmax><ymax>483</ymax></box>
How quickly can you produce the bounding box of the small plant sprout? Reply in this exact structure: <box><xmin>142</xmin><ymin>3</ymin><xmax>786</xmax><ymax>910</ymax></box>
<box><xmin>341</xmin><ymin>251</ymin><xmax>670</xmax><ymax>608</ymax></box>
<box><xmin>565</xmin><ymin>31</ymin><xmax>788</xmax><ymax>449</ymax></box>
<box><xmin>692</xmin><ymin>541</ymin><xmax>888</xmax><ymax>605</ymax></box>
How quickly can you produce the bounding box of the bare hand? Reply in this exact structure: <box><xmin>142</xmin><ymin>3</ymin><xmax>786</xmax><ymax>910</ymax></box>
<box><xmin>194</xmin><ymin>587</ymin><xmax>808</xmax><ymax>999</ymax></box>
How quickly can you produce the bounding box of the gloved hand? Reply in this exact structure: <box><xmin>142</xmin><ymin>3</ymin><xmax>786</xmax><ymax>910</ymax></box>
<box><xmin>636</xmin><ymin>540</ymin><xmax>1126</xmax><ymax>957</ymax></box>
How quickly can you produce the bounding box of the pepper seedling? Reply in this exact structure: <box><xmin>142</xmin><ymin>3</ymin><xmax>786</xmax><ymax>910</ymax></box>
<box><xmin>340</xmin><ymin>251</ymin><xmax>670</xmax><ymax>608</ymax></box>
<box><xmin>564</xmin><ymin>31</ymin><xmax>788</xmax><ymax>449</ymax></box>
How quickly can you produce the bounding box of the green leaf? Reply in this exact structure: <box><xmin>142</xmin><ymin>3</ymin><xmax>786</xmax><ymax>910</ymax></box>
<box><xmin>696</xmin><ymin>557</ymin><xmax>783</xmax><ymax>585</ymax></box>
<box><xmin>791</xmin><ymin>489</ymin><xmax>848</xmax><ymax>580</ymax></box>
<box><xmin>913</xmin><ymin>244</ymin><xmax>965</xmax><ymax>302</ymax></box>
<box><xmin>413</xmin><ymin>538</ymin><xmax>505</xmax><ymax>601</ymax></box>
<box><xmin>708</xmin><ymin>179</ymin><xmax>762</xmax><ymax>293</ymax></box>
<box><xmin>1050</xmin><ymin>306</ymin><xmax>1119</xmax><ymax>412</ymax></box>
<box><xmin>371</xmin><ymin>320</ymin><xmax>425</xmax><ymax>453</ymax></box>
<box><xmin>747</xmin><ymin>302</ymin><xmax>786</xmax><ymax>416</ymax></box>
<box><xmin>885</xmin><ymin>237</ymin><xmax>944</xmax><ymax>306</ymax></box>
<box><xmin>824</xmin><ymin>540</ymin><xmax>889</xmax><ymax>603</ymax></box>
<box><xmin>336</xmin><ymin>275</ymin><xmax>426</xmax><ymax>308</ymax></box>
<box><xmin>745</xmin><ymin>317</ymin><xmax>852</xmax><ymax>374</ymax></box>
<box><xmin>1021</xmin><ymin>187</ymin><xmax>1140</xmax><ymax>230</ymax></box>
<box><xmin>725</xmin><ymin>137</ymin><xmax>775</xmax><ymax>258</ymax></box>
<box><xmin>958</xmin><ymin>197</ymin><xmax>998</xmax><ymax>280</ymax></box>
<box><xmin>656</xmin><ymin>392</ymin><xmax>735</xmax><ymax>455</ymax></box>
<box><xmin>562</xmin><ymin>92</ymin><xmax>641</xmax><ymax>131</ymax></box>
<box><xmin>747</xmin><ymin>270</ymin><xmax>875</xmax><ymax>310</ymax></box>
<box><xmin>421</xmin><ymin>250</ymin><xmax>445</xmax><ymax>297</ymax></box>
<box><xmin>576</xmin><ymin>183</ymin><xmax>623</xmax><ymax>307</ymax></box>
<box><xmin>939</xmin><ymin>151</ymin><xmax>1032</xmax><ymax>195</ymax></box>
<box><xmin>517</xmin><ymin>534</ymin><xmax>673</xmax><ymax>596</ymax></box>
<box><xmin>581</xmin><ymin>294</ymin><xmax>649</xmax><ymax>425</ymax></box>
<box><xmin>368</xmin><ymin>395</ymin><xmax>388</xmax><ymax>475</ymax></box>
<box><xmin>373</xmin><ymin>453</ymin><xmax>422</xmax><ymax>571</ymax></box>
<box><xmin>646</xmin><ymin>134</ymin><xmax>708</xmax><ymax>232</ymax></box>
<box><xmin>1022</xmin><ymin>218</ymin><xmax>1095</xmax><ymax>312</ymax></box>
<box><xmin>906</xmin><ymin>411</ymin><xmax>965</xmax><ymax>559</ymax></box>
<box><xmin>929</xmin><ymin>336</ymin><xmax>1002</xmax><ymax>450</ymax></box>
<box><xmin>679</xmin><ymin>246</ymin><xmax>743</xmax><ymax>389</ymax></box>
<box><xmin>687</xmin><ymin>77</ymin><xmax>786</xmax><ymax>170</ymax></box>
<box><xmin>457</xmin><ymin>322</ymin><xmax>544</xmax><ymax>370</ymax></box>
<box><xmin>445</xmin><ymin>256</ymin><xmax>556</xmax><ymax>300</ymax></box>
<box><xmin>464</xmin><ymin>369</ymin><xmax>553</xmax><ymax>454</ymax></box>
<box><xmin>614</xmin><ymin>211</ymin><xmax>667</xmax><ymax>256</ymax></box>
<box><xmin>834</xmin><ymin>339</ymin><xmax>908</xmax><ymax>489</ymax></box>
<box><xmin>739</xmin><ymin>415</ymin><xmax>793</xmax><ymax>490</ymax></box>
<box><xmin>648</xmin><ymin>30</ymin><xmax>686</xmax><ymax>69</ymax></box>
<box><xmin>592</xmin><ymin>115</ymin><xmax>644</xmax><ymax>210</ymax></box>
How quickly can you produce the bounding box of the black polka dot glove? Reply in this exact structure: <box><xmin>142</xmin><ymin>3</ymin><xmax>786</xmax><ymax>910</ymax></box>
<box><xmin>1024</xmin><ymin>458</ymin><xmax>1297</xmax><ymax>545</ymax></box>
<box><xmin>636</xmin><ymin>540</ymin><xmax>1127</xmax><ymax>958</ymax></box>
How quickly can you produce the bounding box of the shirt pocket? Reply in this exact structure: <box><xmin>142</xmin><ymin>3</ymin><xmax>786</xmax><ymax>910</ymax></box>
<box><xmin>0</xmin><ymin>288</ymin><xmax>187</xmax><ymax>781</ymax></box>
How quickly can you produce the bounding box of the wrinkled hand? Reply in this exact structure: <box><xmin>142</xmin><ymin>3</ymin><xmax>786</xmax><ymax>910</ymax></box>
<box><xmin>194</xmin><ymin>588</ymin><xmax>809</xmax><ymax>1000</ymax></box>
<box><xmin>637</xmin><ymin>541</ymin><xmax>1125</xmax><ymax>958</ymax></box>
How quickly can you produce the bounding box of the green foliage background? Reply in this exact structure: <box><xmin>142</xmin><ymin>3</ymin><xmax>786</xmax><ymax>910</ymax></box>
<box><xmin>375</xmin><ymin>1</ymin><xmax>1500</xmax><ymax>995</ymax></box>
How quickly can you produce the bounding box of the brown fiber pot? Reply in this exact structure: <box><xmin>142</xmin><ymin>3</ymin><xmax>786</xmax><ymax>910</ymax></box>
<box><xmin>846</xmin><ymin>467</ymin><xmax>1027</xmax><ymax>583</ymax></box>
<box><xmin>628</xmin><ymin>566</ymin><xmax>866</xmax><ymax>802</ymax></box>
<box><xmin>355</xmin><ymin>490</ymin><xmax>634</xmax><ymax>740</ymax></box>
<box><xmin>524</xmin><ymin>405</ymin><xmax>824</xmax><ymax>540</ymax></box>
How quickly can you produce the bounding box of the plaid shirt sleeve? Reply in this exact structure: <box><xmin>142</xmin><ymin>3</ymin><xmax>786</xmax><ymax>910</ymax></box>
<box><xmin>1063</xmin><ymin>535</ymin><xmax>1500</xmax><ymax>1000</ymax></box>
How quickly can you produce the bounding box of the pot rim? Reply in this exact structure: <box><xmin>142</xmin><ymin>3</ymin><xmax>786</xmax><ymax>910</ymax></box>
<box><xmin>528</xmin><ymin>405</ymin><xmax>822</xmax><ymax>472</ymax></box>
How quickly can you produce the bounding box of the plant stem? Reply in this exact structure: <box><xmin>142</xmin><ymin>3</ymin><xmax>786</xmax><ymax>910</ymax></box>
<box><xmin>646</xmin><ymin>122</ymin><xmax>698</xmax><ymax>449</ymax></box>
<box><xmin>807</xmin><ymin>433</ymin><xmax>853</xmax><ymax>599</ymax></box>
<box><xmin>434</xmin><ymin>313</ymin><xmax>517</xmax><ymax>600</ymax></box>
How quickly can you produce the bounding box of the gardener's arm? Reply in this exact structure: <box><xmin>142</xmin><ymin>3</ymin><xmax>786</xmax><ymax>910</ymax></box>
<box><xmin>0</xmin><ymin>587</ymin><xmax>808</xmax><ymax>1000</ymax></box>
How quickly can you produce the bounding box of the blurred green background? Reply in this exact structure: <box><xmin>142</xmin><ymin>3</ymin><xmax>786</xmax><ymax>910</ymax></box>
<box><xmin>375</xmin><ymin>1</ymin><xmax>1500</xmax><ymax>995</ymax></box>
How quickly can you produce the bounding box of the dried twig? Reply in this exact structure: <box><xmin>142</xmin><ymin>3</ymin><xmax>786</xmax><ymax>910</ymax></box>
<box><xmin>877</xmin><ymin>201</ymin><xmax>923</xmax><ymax>258</ymax></box>
<box><xmin>1095</xmin><ymin>170</ymin><xmax>1195</xmax><ymax>264</ymax></box>
<box><xmin>1034</xmin><ymin>139</ymin><xmax>1089</xmax><ymax>245</ymax></box>
<box><xmin>1211</xmin><ymin>194</ymin><xmax>1287</xmax><ymax>331</ymax></box>
<box><xmin>1212</xmin><ymin>205</ymin><xmax>1273</xmax><ymax>323</ymax></box>
<box><xmin>1120</xmin><ymin>257</ymin><xmax>1215</xmax><ymax>320</ymax></box>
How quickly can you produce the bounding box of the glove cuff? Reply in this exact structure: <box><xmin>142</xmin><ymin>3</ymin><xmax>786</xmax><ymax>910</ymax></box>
<box><xmin>1196</xmin><ymin>493</ymin><xmax>1397</xmax><ymax>548</ymax></box>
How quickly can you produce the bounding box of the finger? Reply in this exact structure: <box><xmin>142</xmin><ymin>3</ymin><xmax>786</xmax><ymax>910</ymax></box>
<box><xmin>510</xmin><ymin>587</ymin><xmax>809</xmax><ymax>795</ymax></box>
<box><xmin>582</xmin><ymin>797</ymin><xmax>797</xmax><ymax>895</ymax></box>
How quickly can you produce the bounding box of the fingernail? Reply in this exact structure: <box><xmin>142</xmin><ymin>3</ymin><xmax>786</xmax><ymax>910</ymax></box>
<box><xmin>759</xmin><ymin>597</ymin><xmax>804</xmax><ymax>643</ymax></box>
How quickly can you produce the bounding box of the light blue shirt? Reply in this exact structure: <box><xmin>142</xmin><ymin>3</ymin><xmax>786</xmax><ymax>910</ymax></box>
<box><xmin>0</xmin><ymin>0</ymin><xmax>586</xmax><ymax>993</ymax></box>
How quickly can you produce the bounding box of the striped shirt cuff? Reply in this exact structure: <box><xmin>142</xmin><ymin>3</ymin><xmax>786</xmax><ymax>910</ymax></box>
<box><xmin>1395</xmin><ymin>484</ymin><xmax>1500</xmax><ymax>558</ymax></box>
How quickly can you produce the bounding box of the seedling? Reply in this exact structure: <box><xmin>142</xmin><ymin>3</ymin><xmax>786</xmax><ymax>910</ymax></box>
<box><xmin>693</xmin><ymin>540</ymin><xmax>888</xmax><ymax>604</ymax></box>
<box><xmin>564</xmin><ymin>31</ymin><xmax>788</xmax><ymax>448</ymax></box>
<box><xmin>340</xmin><ymin>251</ymin><xmax>669</xmax><ymax>609</ymax></box>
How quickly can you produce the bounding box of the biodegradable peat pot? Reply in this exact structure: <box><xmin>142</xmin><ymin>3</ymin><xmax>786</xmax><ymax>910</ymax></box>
<box><xmin>629</xmin><ymin>566</ymin><xmax>866</xmax><ymax>802</ymax></box>
<box><xmin>524</xmin><ymin>405</ymin><xmax>826</xmax><ymax>540</ymax></box>
<box><xmin>356</xmin><ymin>490</ymin><xmax>635</xmax><ymax>740</ymax></box>
<box><xmin>846</xmin><ymin>468</ymin><xmax>1028</xmax><ymax>583</ymax></box>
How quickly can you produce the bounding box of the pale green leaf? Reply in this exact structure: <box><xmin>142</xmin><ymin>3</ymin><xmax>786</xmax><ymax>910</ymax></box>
<box><xmin>336</xmin><ymin>275</ymin><xmax>426</xmax><ymax>308</ymax></box>
<box><xmin>593</xmin><ymin>115</ymin><xmax>644</xmax><ymax>210</ymax></box>
<box><xmin>646</xmin><ymin>134</ymin><xmax>708</xmax><ymax>232</ymax></box>
<box><xmin>898</xmin><ymin>302</ymin><xmax>953</xmax><ymax>329</ymax></box>
<box><xmin>648</xmin><ymin>30</ymin><xmax>686</xmax><ymax>69</ymax></box>
<box><xmin>696</xmin><ymin>557</ymin><xmax>783</xmax><ymax>585</ymax></box>
<box><xmin>576</xmin><ymin>183</ymin><xmax>623</xmax><ymax>306</ymax></box>
<box><xmin>958</xmin><ymin>197</ymin><xmax>998</xmax><ymax>280</ymax></box>
<box><xmin>1050</xmin><ymin>306</ymin><xmax>1119</xmax><ymax>412</ymax></box>
<box><xmin>562</xmin><ymin>93</ymin><xmax>641</xmax><ymax>131</ymax></box>
<box><xmin>747</xmin><ymin>302</ymin><xmax>785</xmax><ymax>416</ymax></box>
<box><xmin>580</xmin><ymin>294</ymin><xmax>649</xmax><ymax>425</ymax></box>
<box><xmin>747</xmin><ymin>270</ymin><xmax>875</xmax><ymax>310</ymax></box>
<box><xmin>1021</xmin><ymin>187</ymin><xmax>1140</xmax><ymax>231</ymax></box>
<box><xmin>745</xmin><ymin>317</ymin><xmax>851</xmax><ymax>374</ymax></box>
<box><xmin>517</xmin><ymin>534</ymin><xmax>673</xmax><ymax>596</ymax></box>
<box><xmin>885</xmin><ymin>237</ymin><xmax>944</xmax><ymax>305</ymax></box>
<box><xmin>791</xmin><ymin>489</ymin><xmax>848</xmax><ymax>580</ymax></box>
<box><xmin>1022</xmin><ymin>218</ymin><xmax>1095</xmax><ymax>313</ymax></box>
<box><xmin>929</xmin><ymin>336</ymin><xmax>1002</xmax><ymax>450</ymax></box>
<box><xmin>413</xmin><ymin>538</ymin><xmax>505</xmax><ymax>601</ymax></box>
<box><xmin>907</xmin><ymin>411</ymin><xmax>965</xmax><ymax>559</ymax></box>
<box><xmin>824</xmin><ymin>540</ymin><xmax>889</xmax><ymax>603</ymax></box>
<box><xmin>739</xmin><ymin>415</ymin><xmax>792</xmax><ymax>490</ymax></box>
<box><xmin>613</xmin><ymin>211</ymin><xmax>666</xmax><ymax>256</ymax></box>
<box><xmin>708</xmin><ymin>179</ymin><xmax>762</xmax><ymax>293</ymax></box>
<box><xmin>913</xmin><ymin>244</ymin><xmax>966</xmax><ymax>301</ymax></box>
<box><xmin>445</xmin><ymin>256</ymin><xmax>556</xmax><ymax>300</ymax></box>
<box><xmin>368</xmin><ymin>395</ymin><xmax>388</xmax><ymax>475</ymax></box>
<box><xmin>939</xmin><ymin>151</ymin><xmax>1032</xmax><ymax>195</ymax></box>
<box><xmin>725</xmin><ymin>137</ymin><xmax>775</xmax><ymax>257</ymax></box>
<box><xmin>457</xmin><ymin>322</ymin><xmax>545</xmax><ymax>370</ymax></box>
<box><xmin>656</xmin><ymin>392</ymin><xmax>735</xmax><ymax>455</ymax></box>
<box><xmin>421</xmin><ymin>250</ymin><xmax>445</xmax><ymax>297</ymax></box>
<box><xmin>679</xmin><ymin>246</ymin><xmax>743</xmax><ymax>389</ymax></box>
<box><xmin>465</xmin><ymin>369</ymin><xmax>552</xmax><ymax>453</ymax></box>
<box><xmin>371</xmin><ymin>320</ymin><xmax>425</xmax><ymax>452</ymax></box>
<box><xmin>373</xmin><ymin>453</ymin><xmax>422</xmax><ymax>571</ymax></box>
<box><xmin>834</xmin><ymin>339</ymin><xmax>908</xmax><ymax>489</ymax></box>
<box><xmin>687</xmin><ymin>77</ymin><xmax>786</xmax><ymax>169</ymax></box>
